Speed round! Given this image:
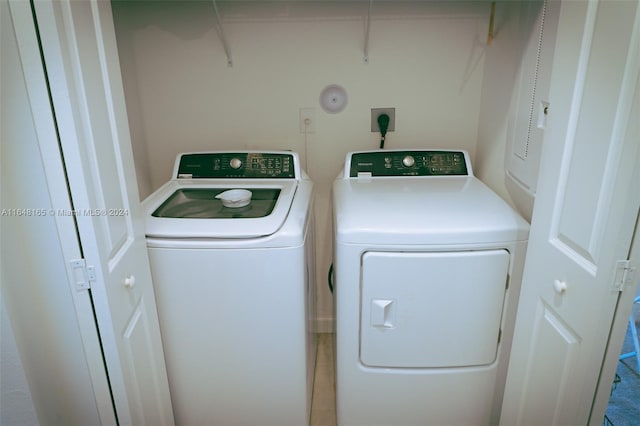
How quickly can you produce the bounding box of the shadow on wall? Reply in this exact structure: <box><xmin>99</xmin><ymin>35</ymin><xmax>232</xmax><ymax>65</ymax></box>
<box><xmin>112</xmin><ymin>0</ymin><xmax>215</xmax><ymax>40</ymax></box>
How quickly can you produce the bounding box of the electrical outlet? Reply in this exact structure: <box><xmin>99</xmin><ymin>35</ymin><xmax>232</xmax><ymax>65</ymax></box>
<box><xmin>371</xmin><ymin>108</ymin><xmax>396</xmax><ymax>132</ymax></box>
<box><xmin>299</xmin><ymin>108</ymin><xmax>315</xmax><ymax>134</ymax></box>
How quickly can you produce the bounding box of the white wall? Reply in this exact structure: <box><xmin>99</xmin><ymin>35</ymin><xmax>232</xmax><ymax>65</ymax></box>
<box><xmin>113</xmin><ymin>1</ymin><xmax>490</xmax><ymax>192</ymax></box>
<box><xmin>1</xmin><ymin>297</ymin><xmax>39</xmax><ymax>426</ymax></box>
<box><xmin>112</xmin><ymin>0</ymin><xmax>493</xmax><ymax>329</ymax></box>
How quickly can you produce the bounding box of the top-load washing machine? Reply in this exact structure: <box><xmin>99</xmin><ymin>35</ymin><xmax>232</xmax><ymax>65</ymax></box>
<box><xmin>143</xmin><ymin>151</ymin><xmax>316</xmax><ymax>426</ymax></box>
<box><xmin>332</xmin><ymin>149</ymin><xmax>529</xmax><ymax>426</ymax></box>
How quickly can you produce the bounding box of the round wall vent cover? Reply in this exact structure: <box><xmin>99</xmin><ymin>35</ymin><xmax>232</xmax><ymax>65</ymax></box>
<box><xmin>319</xmin><ymin>84</ymin><xmax>348</xmax><ymax>113</ymax></box>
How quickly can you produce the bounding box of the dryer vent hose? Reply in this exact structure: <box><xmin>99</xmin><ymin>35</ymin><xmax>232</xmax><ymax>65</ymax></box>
<box><xmin>328</xmin><ymin>263</ymin><xmax>334</xmax><ymax>294</ymax></box>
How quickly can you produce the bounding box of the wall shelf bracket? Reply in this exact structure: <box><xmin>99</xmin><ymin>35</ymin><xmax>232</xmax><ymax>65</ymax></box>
<box><xmin>487</xmin><ymin>1</ymin><xmax>496</xmax><ymax>45</ymax></box>
<box><xmin>212</xmin><ymin>0</ymin><xmax>233</xmax><ymax>67</ymax></box>
<box><xmin>364</xmin><ymin>0</ymin><xmax>373</xmax><ymax>63</ymax></box>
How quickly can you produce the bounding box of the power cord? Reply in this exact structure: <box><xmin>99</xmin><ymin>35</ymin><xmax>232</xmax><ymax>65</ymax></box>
<box><xmin>377</xmin><ymin>113</ymin><xmax>390</xmax><ymax>149</ymax></box>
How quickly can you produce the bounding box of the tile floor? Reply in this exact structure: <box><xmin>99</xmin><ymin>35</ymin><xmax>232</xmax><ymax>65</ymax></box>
<box><xmin>310</xmin><ymin>333</ymin><xmax>337</xmax><ymax>426</ymax></box>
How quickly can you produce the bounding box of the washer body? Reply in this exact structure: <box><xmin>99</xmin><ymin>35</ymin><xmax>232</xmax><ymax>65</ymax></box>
<box><xmin>333</xmin><ymin>150</ymin><xmax>529</xmax><ymax>426</ymax></box>
<box><xmin>144</xmin><ymin>151</ymin><xmax>316</xmax><ymax>426</ymax></box>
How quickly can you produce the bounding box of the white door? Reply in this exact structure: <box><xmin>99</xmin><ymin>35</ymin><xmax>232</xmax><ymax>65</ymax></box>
<box><xmin>30</xmin><ymin>1</ymin><xmax>174</xmax><ymax>425</ymax></box>
<box><xmin>500</xmin><ymin>1</ymin><xmax>640</xmax><ymax>425</ymax></box>
<box><xmin>5</xmin><ymin>1</ymin><xmax>116</xmax><ymax>423</ymax></box>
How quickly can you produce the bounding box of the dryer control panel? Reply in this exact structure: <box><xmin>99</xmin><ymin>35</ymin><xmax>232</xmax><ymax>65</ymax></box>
<box><xmin>176</xmin><ymin>152</ymin><xmax>297</xmax><ymax>179</ymax></box>
<box><xmin>348</xmin><ymin>150</ymin><xmax>470</xmax><ymax>177</ymax></box>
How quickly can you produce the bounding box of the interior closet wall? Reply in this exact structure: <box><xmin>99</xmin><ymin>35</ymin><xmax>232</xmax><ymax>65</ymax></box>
<box><xmin>112</xmin><ymin>0</ymin><xmax>500</xmax><ymax>330</ymax></box>
<box><xmin>475</xmin><ymin>0</ymin><xmax>537</xmax><ymax>203</ymax></box>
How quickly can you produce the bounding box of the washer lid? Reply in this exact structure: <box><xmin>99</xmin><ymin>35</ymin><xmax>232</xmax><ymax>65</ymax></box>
<box><xmin>143</xmin><ymin>180</ymin><xmax>297</xmax><ymax>239</ymax></box>
<box><xmin>333</xmin><ymin>176</ymin><xmax>529</xmax><ymax>245</ymax></box>
<box><xmin>152</xmin><ymin>188</ymin><xmax>279</xmax><ymax>219</ymax></box>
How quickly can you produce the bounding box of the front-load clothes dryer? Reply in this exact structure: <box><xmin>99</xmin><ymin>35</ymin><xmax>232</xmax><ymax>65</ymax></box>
<box><xmin>143</xmin><ymin>151</ymin><xmax>316</xmax><ymax>426</ymax></box>
<box><xmin>332</xmin><ymin>150</ymin><xmax>529</xmax><ymax>426</ymax></box>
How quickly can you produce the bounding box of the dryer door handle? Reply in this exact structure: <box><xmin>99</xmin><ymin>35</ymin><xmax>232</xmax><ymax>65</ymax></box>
<box><xmin>371</xmin><ymin>299</ymin><xmax>395</xmax><ymax>328</ymax></box>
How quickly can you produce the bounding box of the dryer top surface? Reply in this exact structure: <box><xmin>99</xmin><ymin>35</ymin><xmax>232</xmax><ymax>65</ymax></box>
<box><xmin>333</xmin><ymin>176</ymin><xmax>529</xmax><ymax>245</ymax></box>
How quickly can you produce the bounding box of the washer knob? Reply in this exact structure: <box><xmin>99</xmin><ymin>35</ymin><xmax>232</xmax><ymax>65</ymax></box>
<box><xmin>402</xmin><ymin>155</ymin><xmax>415</xmax><ymax>167</ymax></box>
<box><xmin>229</xmin><ymin>158</ymin><xmax>243</xmax><ymax>169</ymax></box>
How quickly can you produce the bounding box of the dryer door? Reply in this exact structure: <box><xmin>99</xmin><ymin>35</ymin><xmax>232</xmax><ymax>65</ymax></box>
<box><xmin>360</xmin><ymin>250</ymin><xmax>510</xmax><ymax>368</ymax></box>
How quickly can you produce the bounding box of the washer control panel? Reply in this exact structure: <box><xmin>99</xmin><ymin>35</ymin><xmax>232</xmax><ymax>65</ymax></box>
<box><xmin>176</xmin><ymin>152</ymin><xmax>296</xmax><ymax>179</ymax></box>
<box><xmin>348</xmin><ymin>150</ymin><xmax>469</xmax><ymax>177</ymax></box>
